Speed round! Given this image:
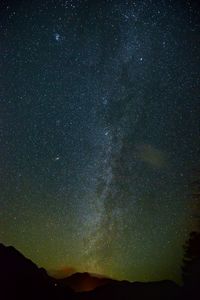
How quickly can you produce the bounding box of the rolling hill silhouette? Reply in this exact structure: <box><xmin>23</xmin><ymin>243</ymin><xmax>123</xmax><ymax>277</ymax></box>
<box><xmin>57</xmin><ymin>272</ymin><xmax>116</xmax><ymax>292</ymax></box>
<box><xmin>77</xmin><ymin>279</ymin><xmax>180</xmax><ymax>300</ymax></box>
<box><xmin>0</xmin><ymin>242</ymin><xmax>189</xmax><ymax>299</ymax></box>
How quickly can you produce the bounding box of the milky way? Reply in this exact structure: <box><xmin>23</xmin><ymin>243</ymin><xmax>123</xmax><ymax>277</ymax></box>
<box><xmin>1</xmin><ymin>0</ymin><xmax>199</xmax><ymax>282</ymax></box>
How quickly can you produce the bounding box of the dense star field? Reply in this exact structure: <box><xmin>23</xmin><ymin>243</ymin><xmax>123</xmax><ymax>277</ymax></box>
<box><xmin>0</xmin><ymin>0</ymin><xmax>199</xmax><ymax>283</ymax></box>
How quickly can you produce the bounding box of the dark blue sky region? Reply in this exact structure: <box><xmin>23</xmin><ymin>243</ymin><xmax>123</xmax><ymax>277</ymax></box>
<box><xmin>0</xmin><ymin>0</ymin><xmax>200</xmax><ymax>282</ymax></box>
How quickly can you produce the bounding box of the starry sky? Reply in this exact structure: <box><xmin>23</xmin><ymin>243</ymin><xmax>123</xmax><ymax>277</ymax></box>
<box><xmin>0</xmin><ymin>0</ymin><xmax>200</xmax><ymax>283</ymax></box>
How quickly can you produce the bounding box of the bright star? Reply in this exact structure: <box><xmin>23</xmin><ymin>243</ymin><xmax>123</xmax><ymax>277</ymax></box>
<box><xmin>54</xmin><ymin>33</ymin><xmax>60</xmax><ymax>41</ymax></box>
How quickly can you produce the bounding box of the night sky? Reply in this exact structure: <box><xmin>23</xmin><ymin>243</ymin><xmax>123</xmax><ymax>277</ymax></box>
<box><xmin>1</xmin><ymin>0</ymin><xmax>200</xmax><ymax>283</ymax></box>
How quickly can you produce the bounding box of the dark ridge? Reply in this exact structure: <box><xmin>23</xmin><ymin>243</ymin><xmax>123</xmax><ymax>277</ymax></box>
<box><xmin>0</xmin><ymin>242</ymin><xmax>197</xmax><ymax>299</ymax></box>
<box><xmin>0</xmin><ymin>243</ymin><xmax>74</xmax><ymax>300</ymax></box>
<box><xmin>57</xmin><ymin>271</ymin><xmax>117</xmax><ymax>292</ymax></box>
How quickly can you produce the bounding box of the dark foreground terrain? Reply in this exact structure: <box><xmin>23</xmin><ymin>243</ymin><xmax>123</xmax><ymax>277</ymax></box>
<box><xmin>0</xmin><ymin>243</ymin><xmax>198</xmax><ymax>300</ymax></box>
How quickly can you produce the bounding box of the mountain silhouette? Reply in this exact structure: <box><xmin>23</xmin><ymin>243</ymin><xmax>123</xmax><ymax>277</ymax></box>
<box><xmin>57</xmin><ymin>272</ymin><xmax>116</xmax><ymax>292</ymax></box>
<box><xmin>77</xmin><ymin>279</ymin><xmax>181</xmax><ymax>300</ymax></box>
<box><xmin>0</xmin><ymin>243</ymin><xmax>74</xmax><ymax>300</ymax></box>
<box><xmin>0</xmin><ymin>242</ymin><xmax>192</xmax><ymax>300</ymax></box>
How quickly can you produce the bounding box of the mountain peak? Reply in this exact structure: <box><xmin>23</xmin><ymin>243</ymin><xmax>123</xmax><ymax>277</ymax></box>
<box><xmin>0</xmin><ymin>243</ymin><xmax>74</xmax><ymax>300</ymax></box>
